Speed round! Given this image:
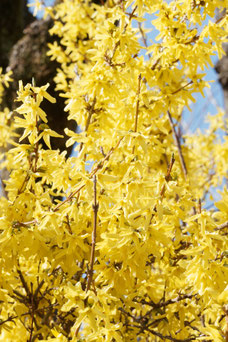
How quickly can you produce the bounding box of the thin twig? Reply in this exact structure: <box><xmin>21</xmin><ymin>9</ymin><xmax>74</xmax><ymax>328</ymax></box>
<box><xmin>171</xmin><ymin>80</ymin><xmax>193</xmax><ymax>95</ymax></box>
<box><xmin>134</xmin><ymin>74</ymin><xmax>142</xmax><ymax>133</ymax></box>
<box><xmin>214</xmin><ymin>221</ymin><xmax>228</xmax><ymax>231</ymax></box>
<box><xmin>65</xmin><ymin>214</ymin><xmax>73</xmax><ymax>234</ymax></box>
<box><xmin>132</xmin><ymin>74</ymin><xmax>142</xmax><ymax>154</ymax></box>
<box><xmin>120</xmin><ymin>293</ymin><xmax>197</xmax><ymax>341</ymax></box>
<box><xmin>167</xmin><ymin>111</ymin><xmax>187</xmax><ymax>179</ymax></box>
<box><xmin>160</xmin><ymin>153</ymin><xmax>175</xmax><ymax>198</ymax></box>
<box><xmin>79</xmin><ymin>97</ymin><xmax>96</xmax><ymax>153</ymax></box>
<box><xmin>0</xmin><ymin>174</ymin><xmax>7</xmax><ymax>198</ymax></box>
<box><xmin>184</xmin><ymin>35</ymin><xmax>199</xmax><ymax>45</ymax></box>
<box><xmin>107</xmin><ymin>6</ymin><xmax>137</xmax><ymax>63</ymax></box>
<box><xmin>53</xmin><ymin>184</ymin><xmax>85</xmax><ymax>212</ymax></box>
<box><xmin>215</xmin><ymin>10</ymin><xmax>227</xmax><ymax>24</ymax></box>
<box><xmin>17</xmin><ymin>173</ymin><xmax>30</xmax><ymax>195</ymax></box>
<box><xmin>149</xmin><ymin>154</ymin><xmax>175</xmax><ymax>224</ymax></box>
<box><xmin>145</xmin><ymin>328</ymin><xmax>196</xmax><ymax>342</ymax></box>
<box><xmin>90</xmin><ymin>137</ymin><xmax>123</xmax><ymax>177</ymax></box>
<box><xmin>12</xmin><ymin>219</ymin><xmax>38</xmax><ymax>229</ymax></box>
<box><xmin>151</xmin><ymin>58</ymin><xmax>160</xmax><ymax>70</ymax></box>
<box><xmin>198</xmin><ymin>199</ymin><xmax>201</xmax><ymax>214</ymax></box>
<box><xmin>86</xmin><ymin>175</ymin><xmax>99</xmax><ymax>293</ymax></box>
<box><xmin>54</xmin><ymin>137</ymin><xmax>123</xmax><ymax>212</ymax></box>
<box><xmin>28</xmin><ymin>283</ymin><xmax>34</xmax><ymax>342</ymax></box>
<box><xmin>32</xmin><ymin>99</ymin><xmax>40</xmax><ymax>174</ymax></box>
<box><xmin>17</xmin><ymin>269</ymin><xmax>31</xmax><ymax>299</ymax></box>
<box><xmin>17</xmin><ymin>138</ymin><xmax>123</xmax><ymax>227</ymax></box>
<box><xmin>0</xmin><ymin>303</ymin><xmax>57</xmax><ymax>327</ymax></box>
<box><xmin>124</xmin><ymin>6</ymin><xmax>137</xmax><ymax>32</ymax></box>
<box><xmin>223</xmin><ymin>305</ymin><xmax>228</xmax><ymax>342</ymax></box>
<box><xmin>75</xmin><ymin>176</ymin><xmax>99</xmax><ymax>337</ymax></box>
<box><xmin>138</xmin><ymin>23</ymin><xmax>152</xmax><ymax>59</ymax></box>
<box><xmin>135</xmin><ymin>293</ymin><xmax>196</xmax><ymax>310</ymax></box>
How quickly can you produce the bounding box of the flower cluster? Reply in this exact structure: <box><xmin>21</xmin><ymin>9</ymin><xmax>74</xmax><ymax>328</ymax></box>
<box><xmin>0</xmin><ymin>0</ymin><xmax>228</xmax><ymax>341</ymax></box>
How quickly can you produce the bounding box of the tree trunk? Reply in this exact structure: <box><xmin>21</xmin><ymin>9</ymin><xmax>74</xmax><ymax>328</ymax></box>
<box><xmin>215</xmin><ymin>7</ymin><xmax>228</xmax><ymax>120</ymax></box>
<box><xmin>0</xmin><ymin>0</ymin><xmax>34</xmax><ymax>70</ymax></box>
<box><xmin>0</xmin><ymin>0</ymin><xmax>76</xmax><ymax>156</ymax></box>
<box><xmin>215</xmin><ymin>43</ymin><xmax>228</xmax><ymax>120</ymax></box>
<box><xmin>0</xmin><ymin>1</ymin><xmax>76</xmax><ymax>196</ymax></box>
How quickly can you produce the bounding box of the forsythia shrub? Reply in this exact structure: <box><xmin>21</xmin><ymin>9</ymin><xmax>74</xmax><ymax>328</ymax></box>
<box><xmin>0</xmin><ymin>0</ymin><xmax>228</xmax><ymax>341</ymax></box>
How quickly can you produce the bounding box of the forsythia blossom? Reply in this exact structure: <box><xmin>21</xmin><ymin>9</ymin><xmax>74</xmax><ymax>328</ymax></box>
<box><xmin>0</xmin><ymin>0</ymin><xmax>228</xmax><ymax>341</ymax></box>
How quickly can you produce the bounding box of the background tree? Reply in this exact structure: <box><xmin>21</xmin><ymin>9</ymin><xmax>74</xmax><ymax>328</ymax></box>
<box><xmin>215</xmin><ymin>41</ymin><xmax>228</xmax><ymax>119</ymax></box>
<box><xmin>0</xmin><ymin>0</ymin><xmax>76</xmax><ymax>157</ymax></box>
<box><xmin>215</xmin><ymin>7</ymin><xmax>228</xmax><ymax>120</ymax></box>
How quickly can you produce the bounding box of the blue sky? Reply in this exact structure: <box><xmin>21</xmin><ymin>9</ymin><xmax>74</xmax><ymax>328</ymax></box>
<box><xmin>24</xmin><ymin>1</ymin><xmax>227</xmax><ymax>204</ymax></box>
<box><xmin>27</xmin><ymin>0</ymin><xmax>225</xmax><ymax>147</ymax></box>
<box><xmin>28</xmin><ymin>0</ymin><xmax>55</xmax><ymax>17</ymax></box>
<box><xmin>131</xmin><ymin>11</ymin><xmax>224</xmax><ymax>134</ymax></box>
<box><xmin>27</xmin><ymin>0</ymin><xmax>224</xmax><ymax>133</ymax></box>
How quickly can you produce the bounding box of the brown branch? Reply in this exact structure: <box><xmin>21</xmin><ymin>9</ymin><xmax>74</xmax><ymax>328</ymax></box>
<box><xmin>104</xmin><ymin>52</ymin><xmax>126</xmax><ymax>68</ymax></box>
<box><xmin>125</xmin><ymin>6</ymin><xmax>138</xmax><ymax>28</ymax></box>
<box><xmin>56</xmin><ymin>137</ymin><xmax>122</xmax><ymax>211</ymax></box>
<box><xmin>214</xmin><ymin>221</ymin><xmax>228</xmax><ymax>231</ymax></box>
<box><xmin>149</xmin><ymin>154</ymin><xmax>175</xmax><ymax>224</ymax></box>
<box><xmin>119</xmin><ymin>294</ymin><xmax>198</xmax><ymax>342</ymax></box>
<box><xmin>215</xmin><ymin>11</ymin><xmax>227</xmax><ymax>24</ymax></box>
<box><xmin>198</xmin><ymin>199</ymin><xmax>201</xmax><ymax>214</ymax></box>
<box><xmin>171</xmin><ymin>80</ymin><xmax>193</xmax><ymax>95</ymax></box>
<box><xmin>160</xmin><ymin>153</ymin><xmax>175</xmax><ymax>199</ymax></box>
<box><xmin>54</xmin><ymin>137</ymin><xmax>123</xmax><ymax>212</ymax></box>
<box><xmin>86</xmin><ymin>175</ymin><xmax>99</xmax><ymax>293</ymax></box>
<box><xmin>132</xmin><ymin>73</ymin><xmax>142</xmax><ymax>154</ymax></box>
<box><xmin>151</xmin><ymin>58</ymin><xmax>160</xmax><ymax>70</ymax></box>
<box><xmin>31</xmin><ymin>93</ymin><xmax>40</xmax><ymax>174</ymax></box>
<box><xmin>79</xmin><ymin>97</ymin><xmax>96</xmax><ymax>153</ymax></box>
<box><xmin>53</xmin><ymin>184</ymin><xmax>85</xmax><ymax>212</ymax></box>
<box><xmin>135</xmin><ymin>293</ymin><xmax>196</xmax><ymax>310</ymax></box>
<box><xmin>12</xmin><ymin>289</ymin><xmax>26</xmax><ymax>300</ymax></box>
<box><xmin>14</xmin><ymin>138</ymin><xmax>123</xmax><ymax>237</ymax></box>
<box><xmin>184</xmin><ymin>35</ymin><xmax>199</xmax><ymax>45</ymax></box>
<box><xmin>138</xmin><ymin>23</ymin><xmax>151</xmax><ymax>59</ymax></box>
<box><xmin>33</xmin><ymin>279</ymin><xmax>45</xmax><ymax>302</ymax></box>
<box><xmin>89</xmin><ymin>137</ymin><xmax>123</xmax><ymax>177</ymax></box>
<box><xmin>146</xmin><ymin>328</ymin><xmax>196</xmax><ymax>342</ymax></box>
<box><xmin>33</xmin><ymin>140</ymin><xmax>39</xmax><ymax>174</ymax></box>
<box><xmin>8</xmin><ymin>271</ymin><xmax>53</xmax><ymax>338</ymax></box>
<box><xmin>0</xmin><ymin>303</ymin><xmax>57</xmax><ymax>327</ymax></box>
<box><xmin>0</xmin><ymin>314</ymin><xmax>19</xmax><ymax>326</ymax></box>
<box><xmin>134</xmin><ymin>74</ymin><xmax>142</xmax><ymax>133</ymax></box>
<box><xmin>17</xmin><ymin>269</ymin><xmax>31</xmax><ymax>299</ymax></box>
<box><xmin>0</xmin><ymin>174</ymin><xmax>7</xmax><ymax>198</ymax></box>
<box><xmin>167</xmin><ymin>111</ymin><xmax>187</xmax><ymax>179</ymax></box>
<box><xmin>75</xmin><ymin>175</ymin><xmax>100</xmax><ymax>337</ymax></box>
<box><xmin>106</xmin><ymin>6</ymin><xmax>137</xmax><ymax>63</ymax></box>
<box><xmin>17</xmin><ymin>173</ymin><xmax>30</xmax><ymax>195</ymax></box>
<box><xmin>28</xmin><ymin>283</ymin><xmax>34</xmax><ymax>342</ymax></box>
<box><xmin>100</xmin><ymin>146</ymin><xmax>106</xmax><ymax>157</ymax></box>
<box><xmin>65</xmin><ymin>214</ymin><xmax>73</xmax><ymax>234</ymax></box>
<box><xmin>223</xmin><ymin>305</ymin><xmax>228</xmax><ymax>342</ymax></box>
<box><xmin>12</xmin><ymin>219</ymin><xmax>38</xmax><ymax>229</ymax></box>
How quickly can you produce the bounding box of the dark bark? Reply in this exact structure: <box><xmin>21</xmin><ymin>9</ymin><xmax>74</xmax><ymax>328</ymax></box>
<box><xmin>0</xmin><ymin>0</ymin><xmax>34</xmax><ymax>70</ymax></box>
<box><xmin>215</xmin><ymin>43</ymin><xmax>228</xmax><ymax>90</ymax></box>
<box><xmin>0</xmin><ymin>0</ymin><xmax>76</xmax><ymax>157</ymax></box>
<box><xmin>214</xmin><ymin>8</ymin><xmax>228</xmax><ymax>119</ymax></box>
<box><xmin>215</xmin><ymin>43</ymin><xmax>228</xmax><ymax>118</ymax></box>
<box><xmin>5</xmin><ymin>18</ymin><xmax>76</xmax><ymax>155</ymax></box>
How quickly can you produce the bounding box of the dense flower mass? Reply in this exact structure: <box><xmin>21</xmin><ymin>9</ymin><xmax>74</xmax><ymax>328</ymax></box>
<box><xmin>0</xmin><ymin>0</ymin><xmax>228</xmax><ymax>341</ymax></box>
